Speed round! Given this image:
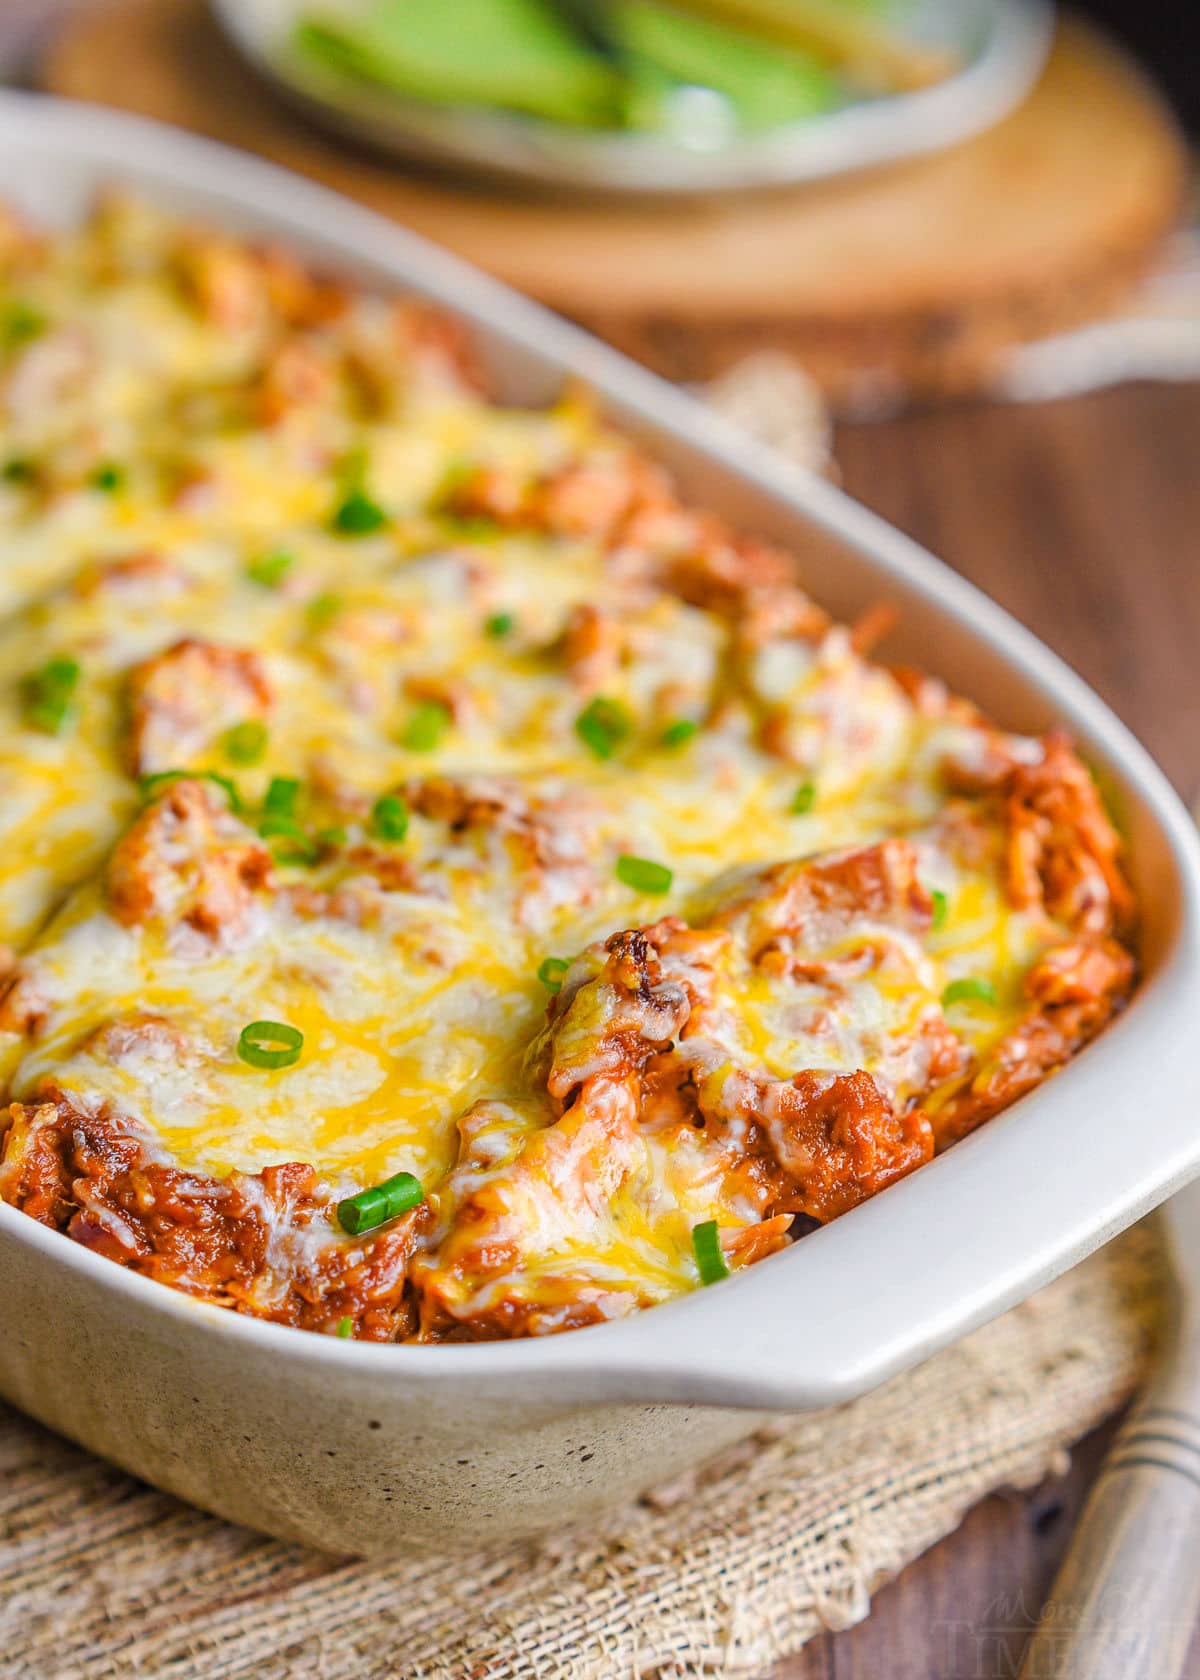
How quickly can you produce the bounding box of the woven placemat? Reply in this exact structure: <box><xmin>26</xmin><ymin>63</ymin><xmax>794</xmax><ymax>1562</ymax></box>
<box><xmin>0</xmin><ymin>1221</ymin><xmax>1165</xmax><ymax>1680</ymax></box>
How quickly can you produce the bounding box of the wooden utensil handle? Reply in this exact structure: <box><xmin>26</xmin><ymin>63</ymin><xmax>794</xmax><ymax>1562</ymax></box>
<box><xmin>1019</xmin><ymin>1326</ymin><xmax>1200</xmax><ymax>1679</ymax></box>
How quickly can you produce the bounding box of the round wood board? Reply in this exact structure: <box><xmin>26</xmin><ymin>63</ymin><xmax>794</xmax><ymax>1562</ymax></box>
<box><xmin>43</xmin><ymin>0</ymin><xmax>1186</xmax><ymax>404</ymax></box>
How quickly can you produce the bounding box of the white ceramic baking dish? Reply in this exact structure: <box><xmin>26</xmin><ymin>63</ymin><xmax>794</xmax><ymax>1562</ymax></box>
<box><xmin>1</xmin><ymin>91</ymin><xmax>1197</xmax><ymax>1558</ymax></box>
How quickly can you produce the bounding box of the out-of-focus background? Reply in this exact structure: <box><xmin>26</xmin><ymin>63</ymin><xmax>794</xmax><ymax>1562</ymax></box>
<box><xmin>1078</xmin><ymin>0</ymin><xmax>1197</xmax><ymax>127</ymax></box>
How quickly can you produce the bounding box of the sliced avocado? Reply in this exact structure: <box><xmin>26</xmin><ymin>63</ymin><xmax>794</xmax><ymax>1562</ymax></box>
<box><xmin>611</xmin><ymin>0</ymin><xmax>842</xmax><ymax>131</ymax></box>
<box><xmin>295</xmin><ymin>0</ymin><xmax>623</xmax><ymax>125</ymax></box>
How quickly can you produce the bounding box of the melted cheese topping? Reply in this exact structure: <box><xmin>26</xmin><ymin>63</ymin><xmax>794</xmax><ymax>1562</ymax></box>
<box><xmin>0</xmin><ymin>199</ymin><xmax>1132</xmax><ymax>1335</ymax></box>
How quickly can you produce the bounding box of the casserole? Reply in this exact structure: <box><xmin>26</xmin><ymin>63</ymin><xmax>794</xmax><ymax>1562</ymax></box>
<box><xmin>0</xmin><ymin>90</ymin><xmax>1197</xmax><ymax>1555</ymax></box>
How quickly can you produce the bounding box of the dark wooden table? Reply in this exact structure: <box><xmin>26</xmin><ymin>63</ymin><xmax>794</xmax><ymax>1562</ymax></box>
<box><xmin>767</xmin><ymin>381</ymin><xmax>1200</xmax><ymax>1680</ymax></box>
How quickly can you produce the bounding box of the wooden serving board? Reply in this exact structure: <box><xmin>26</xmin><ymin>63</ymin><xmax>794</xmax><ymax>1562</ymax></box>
<box><xmin>43</xmin><ymin>0</ymin><xmax>1187</xmax><ymax>404</ymax></box>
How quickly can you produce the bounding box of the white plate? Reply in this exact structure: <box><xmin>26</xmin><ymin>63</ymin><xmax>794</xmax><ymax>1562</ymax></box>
<box><xmin>214</xmin><ymin>0</ymin><xmax>1055</xmax><ymax>195</ymax></box>
<box><xmin>0</xmin><ymin>91</ymin><xmax>1196</xmax><ymax>1554</ymax></box>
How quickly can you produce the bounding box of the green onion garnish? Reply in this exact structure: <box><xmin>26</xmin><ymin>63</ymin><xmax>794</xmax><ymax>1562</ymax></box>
<box><xmin>335</xmin><ymin>1316</ymin><xmax>354</xmax><ymax>1339</ymax></box>
<box><xmin>2</xmin><ymin>300</ymin><xmax>45</xmax><ymax>349</ymax></box>
<box><xmin>537</xmin><ymin>956</ymin><xmax>570</xmax><ymax>994</ymax></box>
<box><xmin>3</xmin><ymin>457</ymin><xmax>35</xmax><ymax>485</ymax></box>
<box><xmin>616</xmin><ymin>854</ymin><xmax>673</xmax><ymax>895</ymax></box>
<box><xmin>371</xmin><ymin>793</ymin><xmax>409</xmax><ymax>843</ymax></box>
<box><xmin>692</xmin><ymin>1220</ymin><xmax>730</xmax><ymax>1286</ymax></box>
<box><xmin>264</xmin><ymin>776</ymin><xmax>301</xmax><ymax>820</ymax></box>
<box><xmin>930</xmin><ymin>889</ymin><xmax>948</xmax><ymax>930</ymax></box>
<box><xmin>258</xmin><ymin>813</ymin><xmax>317</xmax><ymax>865</ymax></box>
<box><xmin>485</xmin><ymin>611</ymin><xmax>515</xmax><ymax>639</ymax></box>
<box><xmin>317</xmin><ymin>825</ymin><xmax>348</xmax><ymax>848</ymax></box>
<box><xmin>332</xmin><ymin>487</ymin><xmax>387</xmax><ymax>536</ymax></box>
<box><xmin>246</xmin><ymin>548</ymin><xmax>294</xmax><ymax>589</ymax></box>
<box><xmin>307</xmin><ymin>592</ymin><xmax>342</xmax><ymax>629</ymax></box>
<box><xmin>223</xmin><ymin>719</ymin><xmax>268</xmax><ymax>766</ymax></box>
<box><xmin>236</xmin><ymin>1019</ymin><xmax>303</xmax><ymax>1070</ymax></box>
<box><xmin>942</xmin><ymin>977</ymin><xmax>997</xmax><ymax>1008</ymax></box>
<box><xmin>660</xmin><ymin>718</ymin><xmax>698</xmax><ymax>750</ymax></box>
<box><xmin>336</xmin><ymin>1171</ymin><xmax>425</xmax><ymax>1236</ymax></box>
<box><xmin>22</xmin><ymin>656</ymin><xmax>80</xmax><ymax>735</ymax></box>
<box><xmin>402</xmin><ymin>700</ymin><xmax>451</xmax><ymax>753</ymax></box>
<box><xmin>575</xmin><ymin>696</ymin><xmax>632</xmax><ymax>761</ymax></box>
<box><xmin>790</xmin><ymin>782</ymin><xmax>816</xmax><ymax>815</ymax></box>
<box><xmin>89</xmin><ymin>463</ymin><xmax>124</xmax><ymax>494</ymax></box>
<box><xmin>138</xmin><ymin>768</ymin><xmax>242</xmax><ymax>813</ymax></box>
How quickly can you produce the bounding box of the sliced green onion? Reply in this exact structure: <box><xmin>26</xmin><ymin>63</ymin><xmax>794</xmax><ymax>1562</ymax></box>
<box><xmin>263</xmin><ymin>776</ymin><xmax>301</xmax><ymax>819</ymax></box>
<box><xmin>692</xmin><ymin>1220</ymin><xmax>730</xmax><ymax>1286</ymax></box>
<box><xmin>332</xmin><ymin>486</ymin><xmax>387</xmax><ymax>536</ymax></box>
<box><xmin>22</xmin><ymin>656</ymin><xmax>81</xmax><ymax>735</ymax></box>
<box><xmin>236</xmin><ymin>1019</ymin><xmax>303</xmax><ymax>1070</ymax></box>
<box><xmin>307</xmin><ymin>591</ymin><xmax>342</xmax><ymax>629</ymax></box>
<box><xmin>371</xmin><ymin>793</ymin><xmax>409</xmax><ymax>843</ymax></box>
<box><xmin>660</xmin><ymin>718</ymin><xmax>698</xmax><ymax>750</ymax></box>
<box><xmin>317</xmin><ymin>824</ymin><xmax>348</xmax><ymax>848</ymax></box>
<box><xmin>930</xmin><ymin>889</ymin><xmax>948</xmax><ymax>931</ymax></box>
<box><xmin>223</xmin><ymin>719</ymin><xmax>268</xmax><ymax>766</ymax></box>
<box><xmin>138</xmin><ymin>768</ymin><xmax>242</xmax><ymax>813</ymax></box>
<box><xmin>246</xmin><ymin>548</ymin><xmax>294</xmax><ymax>588</ymax></box>
<box><xmin>335</xmin><ymin>1316</ymin><xmax>354</xmax><ymax>1339</ymax></box>
<box><xmin>537</xmin><ymin>956</ymin><xmax>570</xmax><ymax>994</ymax></box>
<box><xmin>942</xmin><ymin>977</ymin><xmax>997</xmax><ymax>1008</ymax></box>
<box><xmin>2</xmin><ymin>300</ymin><xmax>45</xmax><ymax>349</ymax></box>
<box><xmin>616</xmin><ymin>854</ymin><xmax>673</xmax><ymax>896</ymax></box>
<box><xmin>575</xmin><ymin>696</ymin><xmax>632</xmax><ymax>761</ymax></box>
<box><xmin>3</xmin><ymin>457</ymin><xmax>35</xmax><ymax>485</ymax></box>
<box><xmin>89</xmin><ymin>462</ymin><xmax>124</xmax><ymax>493</ymax></box>
<box><xmin>24</xmin><ymin>695</ymin><xmax>72</xmax><ymax>734</ymax></box>
<box><xmin>39</xmin><ymin>656</ymin><xmax>79</xmax><ymax>688</ymax></box>
<box><xmin>790</xmin><ymin>782</ymin><xmax>816</xmax><ymax>815</ymax></box>
<box><xmin>337</xmin><ymin>1171</ymin><xmax>425</xmax><ymax>1236</ymax></box>
<box><xmin>259</xmin><ymin>813</ymin><xmax>318</xmax><ymax>865</ymax></box>
<box><xmin>484</xmin><ymin>611</ymin><xmax>515</xmax><ymax>639</ymax></box>
<box><xmin>402</xmin><ymin>700</ymin><xmax>451</xmax><ymax>753</ymax></box>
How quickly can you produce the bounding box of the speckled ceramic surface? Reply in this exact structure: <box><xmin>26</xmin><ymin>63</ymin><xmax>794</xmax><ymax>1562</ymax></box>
<box><xmin>1</xmin><ymin>92</ymin><xmax>1198</xmax><ymax>1555</ymax></box>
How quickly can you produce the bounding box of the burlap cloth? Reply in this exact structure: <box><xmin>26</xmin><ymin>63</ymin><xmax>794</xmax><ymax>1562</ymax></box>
<box><xmin>0</xmin><ymin>1221</ymin><xmax>1166</xmax><ymax>1680</ymax></box>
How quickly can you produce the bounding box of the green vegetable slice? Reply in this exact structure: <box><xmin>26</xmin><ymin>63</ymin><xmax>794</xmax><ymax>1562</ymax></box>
<box><xmin>692</xmin><ymin>1219</ymin><xmax>731</xmax><ymax>1285</ymax></box>
<box><xmin>264</xmin><ymin>776</ymin><xmax>302</xmax><ymax>819</ymax></box>
<box><xmin>138</xmin><ymin>769</ymin><xmax>242</xmax><ymax>812</ymax></box>
<box><xmin>402</xmin><ymin>701</ymin><xmax>451</xmax><ymax>753</ymax></box>
<box><xmin>616</xmin><ymin>854</ymin><xmax>673</xmax><ymax>895</ymax></box>
<box><xmin>371</xmin><ymin>793</ymin><xmax>409</xmax><ymax>842</ymax></box>
<box><xmin>942</xmin><ymin>977</ymin><xmax>996</xmax><ymax>1008</ymax></box>
<box><xmin>89</xmin><ymin>463</ymin><xmax>125</xmax><ymax>493</ymax></box>
<box><xmin>337</xmin><ymin>1171</ymin><xmax>425</xmax><ymax>1236</ymax></box>
<box><xmin>22</xmin><ymin>656</ymin><xmax>80</xmax><ymax>735</ymax></box>
<box><xmin>537</xmin><ymin>956</ymin><xmax>571</xmax><ymax>993</ymax></box>
<box><xmin>295</xmin><ymin>0</ymin><xmax>622</xmax><ymax>126</ymax></box>
<box><xmin>236</xmin><ymin>1020</ymin><xmax>304</xmax><ymax>1070</ymax></box>
<box><xmin>246</xmin><ymin>548</ymin><xmax>295</xmax><ymax>588</ymax></box>
<box><xmin>223</xmin><ymin>719</ymin><xmax>268</xmax><ymax>766</ymax></box>
<box><xmin>575</xmin><ymin>696</ymin><xmax>632</xmax><ymax>760</ymax></box>
<box><xmin>332</xmin><ymin>486</ymin><xmax>387</xmax><ymax>536</ymax></box>
<box><xmin>660</xmin><ymin>718</ymin><xmax>698</xmax><ymax>749</ymax></box>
